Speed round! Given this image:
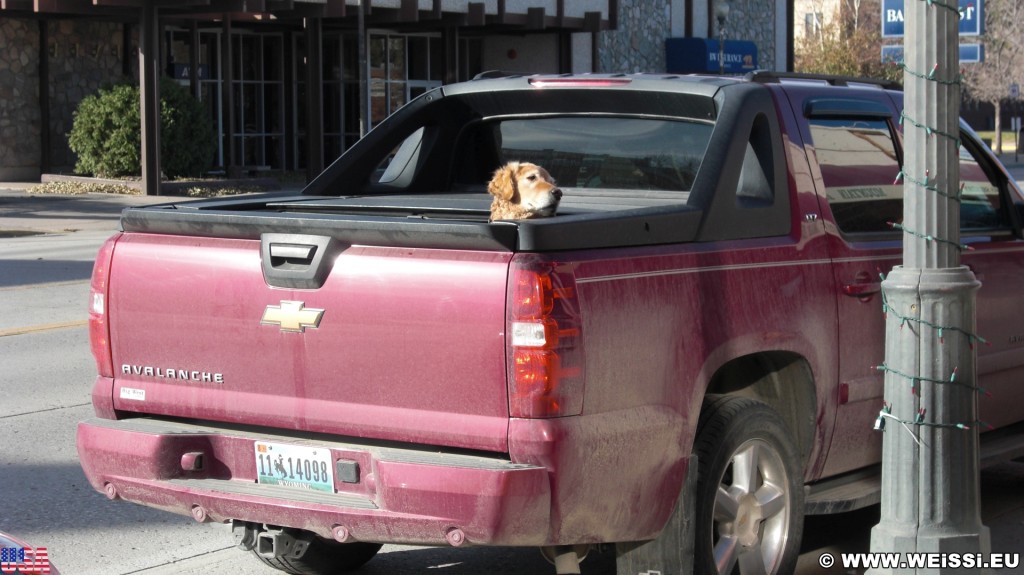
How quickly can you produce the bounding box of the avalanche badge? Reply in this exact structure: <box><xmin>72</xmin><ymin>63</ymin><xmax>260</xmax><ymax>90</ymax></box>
<box><xmin>261</xmin><ymin>301</ymin><xmax>325</xmax><ymax>333</ymax></box>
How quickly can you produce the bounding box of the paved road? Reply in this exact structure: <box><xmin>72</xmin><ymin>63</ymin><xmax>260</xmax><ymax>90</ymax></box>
<box><xmin>1</xmin><ymin>189</ymin><xmax>1022</xmax><ymax>575</ymax></box>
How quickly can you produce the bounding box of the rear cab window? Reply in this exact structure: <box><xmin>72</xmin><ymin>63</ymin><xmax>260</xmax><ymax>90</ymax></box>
<box><xmin>492</xmin><ymin>117</ymin><xmax>712</xmax><ymax>192</ymax></box>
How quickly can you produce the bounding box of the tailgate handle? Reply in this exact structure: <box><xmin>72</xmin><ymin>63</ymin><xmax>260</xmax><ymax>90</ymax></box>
<box><xmin>261</xmin><ymin>234</ymin><xmax>344</xmax><ymax>289</ymax></box>
<box><xmin>269</xmin><ymin>243</ymin><xmax>316</xmax><ymax>263</ymax></box>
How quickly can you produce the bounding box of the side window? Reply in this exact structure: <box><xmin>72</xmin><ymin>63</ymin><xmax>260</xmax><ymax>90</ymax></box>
<box><xmin>809</xmin><ymin>117</ymin><xmax>903</xmax><ymax>234</ymax></box>
<box><xmin>959</xmin><ymin>143</ymin><xmax>1010</xmax><ymax>232</ymax></box>
<box><xmin>736</xmin><ymin>113</ymin><xmax>776</xmax><ymax>206</ymax></box>
<box><xmin>374</xmin><ymin>127</ymin><xmax>426</xmax><ymax>185</ymax></box>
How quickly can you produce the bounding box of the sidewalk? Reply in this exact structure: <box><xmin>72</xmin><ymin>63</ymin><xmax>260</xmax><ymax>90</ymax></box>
<box><xmin>0</xmin><ymin>183</ymin><xmax>301</xmax><ymax>235</ymax></box>
<box><xmin>0</xmin><ymin>187</ymin><xmax>172</xmax><ymax>235</ymax></box>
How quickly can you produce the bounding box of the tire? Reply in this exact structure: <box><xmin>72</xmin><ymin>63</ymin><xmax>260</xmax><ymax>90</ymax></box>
<box><xmin>251</xmin><ymin>537</ymin><xmax>382</xmax><ymax>575</ymax></box>
<box><xmin>693</xmin><ymin>395</ymin><xmax>804</xmax><ymax>575</ymax></box>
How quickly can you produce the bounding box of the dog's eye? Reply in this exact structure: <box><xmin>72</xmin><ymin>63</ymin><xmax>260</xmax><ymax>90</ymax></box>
<box><xmin>526</xmin><ymin>174</ymin><xmax>537</xmax><ymax>181</ymax></box>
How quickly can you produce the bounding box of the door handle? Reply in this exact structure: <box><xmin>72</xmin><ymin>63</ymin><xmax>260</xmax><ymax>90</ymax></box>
<box><xmin>843</xmin><ymin>282</ymin><xmax>881</xmax><ymax>297</ymax></box>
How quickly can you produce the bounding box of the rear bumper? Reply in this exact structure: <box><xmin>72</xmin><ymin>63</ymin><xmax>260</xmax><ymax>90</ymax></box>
<box><xmin>76</xmin><ymin>417</ymin><xmax>552</xmax><ymax>546</ymax></box>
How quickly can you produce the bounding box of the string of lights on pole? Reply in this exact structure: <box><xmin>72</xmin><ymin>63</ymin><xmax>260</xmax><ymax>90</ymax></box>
<box><xmin>874</xmin><ymin>0</ymin><xmax>988</xmax><ymax>441</ymax></box>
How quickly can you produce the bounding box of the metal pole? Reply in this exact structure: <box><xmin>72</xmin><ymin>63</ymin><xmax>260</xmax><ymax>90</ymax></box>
<box><xmin>358</xmin><ymin>0</ymin><xmax>369</xmax><ymax>137</ymax></box>
<box><xmin>38</xmin><ymin>20</ymin><xmax>51</xmax><ymax>176</ymax></box>
<box><xmin>718</xmin><ymin>28</ymin><xmax>725</xmax><ymax>74</ymax></box>
<box><xmin>868</xmin><ymin>0</ymin><xmax>990</xmax><ymax>570</ymax></box>
<box><xmin>222</xmin><ymin>15</ymin><xmax>236</xmax><ymax>174</ymax></box>
<box><xmin>715</xmin><ymin>3</ymin><xmax>729</xmax><ymax>75</ymax></box>
<box><xmin>189</xmin><ymin>20</ymin><xmax>200</xmax><ymax>99</ymax></box>
<box><xmin>304</xmin><ymin>17</ymin><xmax>324</xmax><ymax>182</ymax></box>
<box><xmin>139</xmin><ymin>3</ymin><xmax>161</xmax><ymax>196</ymax></box>
<box><xmin>1014</xmin><ymin>117</ymin><xmax>1020</xmax><ymax>163</ymax></box>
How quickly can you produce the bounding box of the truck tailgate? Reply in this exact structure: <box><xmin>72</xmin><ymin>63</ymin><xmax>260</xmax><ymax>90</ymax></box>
<box><xmin>107</xmin><ymin>233</ymin><xmax>513</xmax><ymax>452</ymax></box>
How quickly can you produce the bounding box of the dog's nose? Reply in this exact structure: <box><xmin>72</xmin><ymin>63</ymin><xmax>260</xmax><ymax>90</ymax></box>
<box><xmin>553</xmin><ymin>188</ymin><xmax>563</xmax><ymax>200</ymax></box>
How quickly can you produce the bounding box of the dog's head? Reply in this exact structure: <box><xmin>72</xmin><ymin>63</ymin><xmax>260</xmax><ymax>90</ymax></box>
<box><xmin>487</xmin><ymin>161</ymin><xmax>562</xmax><ymax>221</ymax></box>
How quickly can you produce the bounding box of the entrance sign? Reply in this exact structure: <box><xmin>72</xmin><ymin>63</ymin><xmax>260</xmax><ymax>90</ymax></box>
<box><xmin>881</xmin><ymin>44</ymin><xmax>983</xmax><ymax>64</ymax></box>
<box><xmin>881</xmin><ymin>0</ymin><xmax>983</xmax><ymax>37</ymax></box>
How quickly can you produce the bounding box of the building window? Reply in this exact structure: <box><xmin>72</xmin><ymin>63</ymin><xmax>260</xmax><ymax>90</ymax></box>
<box><xmin>232</xmin><ymin>33</ymin><xmax>285</xmax><ymax>169</ymax></box>
<box><xmin>320</xmin><ymin>34</ymin><xmax>361</xmax><ymax>163</ymax></box>
<box><xmin>804</xmin><ymin>12</ymin><xmax>823</xmax><ymax>36</ymax></box>
<box><xmin>459</xmin><ymin>37</ymin><xmax>484</xmax><ymax>81</ymax></box>
<box><xmin>294</xmin><ymin>32</ymin><xmax>444</xmax><ymax>170</ymax></box>
<box><xmin>369</xmin><ymin>33</ymin><xmax>443</xmax><ymax>129</ymax></box>
<box><xmin>408</xmin><ymin>36</ymin><xmax>444</xmax><ymax>97</ymax></box>
<box><xmin>167</xmin><ymin>29</ymin><xmax>223</xmax><ymax>169</ymax></box>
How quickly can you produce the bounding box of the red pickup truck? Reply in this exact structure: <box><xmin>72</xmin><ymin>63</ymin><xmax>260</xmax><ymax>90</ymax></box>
<box><xmin>77</xmin><ymin>72</ymin><xmax>1024</xmax><ymax>575</ymax></box>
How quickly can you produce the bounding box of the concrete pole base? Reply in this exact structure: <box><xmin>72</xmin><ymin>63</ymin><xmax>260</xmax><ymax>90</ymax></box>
<box><xmin>868</xmin><ymin>266</ymin><xmax>990</xmax><ymax>574</ymax></box>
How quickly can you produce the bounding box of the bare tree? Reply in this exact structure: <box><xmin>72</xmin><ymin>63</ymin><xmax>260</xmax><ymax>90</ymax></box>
<box><xmin>962</xmin><ymin>0</ymin><xmax>1024</xmax><ymax>153</ymax></box>
<box><xmin>843</xmin><ymin>0</ymin><xmax>863</xmax><ymax>31</ymax></box>
<box><xmin>795</xmin><ymin>0</ymin><xmax>900</xmax><ymax>82</ymax></box>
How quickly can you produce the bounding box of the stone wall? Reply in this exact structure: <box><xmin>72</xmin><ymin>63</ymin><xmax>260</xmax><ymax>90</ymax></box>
<box><xmin>0</xmin><ymin>18</ymin><xmax>131</xmax><ymax>180</ymax></box>
<box><xmin>721</xmin><ymin>0</ymin><xmax>778</xmax><ymax>72</ymax></box>
<box><xmin>0</xmin><ymin>18</ymin><xmax>41</xmax><ymax>181</ymax></box>
<box><xmin>597</xmin><ymin>0</ymin><xmax>672</xmax><ymax>73</ymax></box>
<box><xmin>596</xmin><ymin>0</ymin><xmax>781</xmax><ymax>75</ymax></box>
<box><xmin>48</xmin><ymin>19</ymin><xmax>132</xmax><ymax>172</ymax></box>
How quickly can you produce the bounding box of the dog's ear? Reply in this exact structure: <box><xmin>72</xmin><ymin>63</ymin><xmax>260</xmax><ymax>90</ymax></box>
<box><xmin>488</xmin><ymin>163</ymin><xmax>518</xmax><ymax>201</ymax></box>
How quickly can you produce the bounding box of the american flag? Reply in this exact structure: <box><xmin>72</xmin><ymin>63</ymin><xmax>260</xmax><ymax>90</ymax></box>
<box><xmin>0</xmin><ymin>546</ymin><xmax>50</xmax><ymax>574</ymax></box>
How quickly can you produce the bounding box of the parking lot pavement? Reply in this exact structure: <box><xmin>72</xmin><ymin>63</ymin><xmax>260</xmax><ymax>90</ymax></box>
<box><xmin>996</xmin><ymin>154</ymin><xmax>1024</xmax><ymax>183</ymax></box>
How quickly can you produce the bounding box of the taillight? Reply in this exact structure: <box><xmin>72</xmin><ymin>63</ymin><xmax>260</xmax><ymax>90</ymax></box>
<box><xmin>89</xmin><ymin>234</ymin><xmax>120</xmax><ymax>378</ymax></box>
<box><xmin>507</xmin><ymin>258</ymin><xmax>584</xmax><ymax>418</ymax></box>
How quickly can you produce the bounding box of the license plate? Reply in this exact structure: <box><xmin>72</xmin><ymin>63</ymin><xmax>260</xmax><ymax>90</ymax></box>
<box><xmin>254</xmin><ymin>441</ymin><xmax>335</xmax><ymax>493</ymax></box>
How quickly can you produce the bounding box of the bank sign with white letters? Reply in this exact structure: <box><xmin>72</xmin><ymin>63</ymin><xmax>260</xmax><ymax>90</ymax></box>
<box><xmin>881</xmin><ymin>0</ymin><xmax>983</xmax><ymax>37</ymax></box>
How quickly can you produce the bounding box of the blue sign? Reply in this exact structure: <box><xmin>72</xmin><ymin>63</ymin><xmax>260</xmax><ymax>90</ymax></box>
<box><xmin>665</xmin><ymin>38</ymin><xmax>758</xmax><ymax>74</ymax></box>
<box><xmin>881</xmin><ymin>44</ymin><xmax>984</xmax><ymax>64</ymax></box>
<box><xmin>168</xmin><ymin>63</ymin><xmax>210</xmax><ymax>80</ymax></box>
<box><xmin>882</xmin><ymin>0</ymin><xmax>983</xmax><ymax>37</ymax></box>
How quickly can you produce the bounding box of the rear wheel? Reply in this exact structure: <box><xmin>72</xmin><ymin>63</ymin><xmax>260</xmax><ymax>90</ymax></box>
<box><xmin>251</xmin><ymin>537</ymin><xmax>382</xmax><ymax>575</ymax></box>
<box><xmin>693</xmin><ymin>395</ymin><xmax>804</xmax><ymax>575</ymax></box>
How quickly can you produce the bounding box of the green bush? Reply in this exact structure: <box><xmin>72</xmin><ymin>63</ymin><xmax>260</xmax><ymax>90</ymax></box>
<box><xmin>69</xmin><ymin>79</ymin><xmax>215</xmax><ymax>179</ymax></box>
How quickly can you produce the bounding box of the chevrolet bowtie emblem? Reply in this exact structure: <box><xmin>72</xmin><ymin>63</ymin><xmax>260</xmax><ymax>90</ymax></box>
<box><xmin>261</xmin><ymin>301</ymin><xmax>325</xmax><ymax>333</ymax></box>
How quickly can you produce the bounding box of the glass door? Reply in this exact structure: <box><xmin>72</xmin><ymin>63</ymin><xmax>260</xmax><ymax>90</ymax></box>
<box><xmin>369</xmin><ymin>32</ymin><xmax>442</xmax><ymax>129</ymax></box>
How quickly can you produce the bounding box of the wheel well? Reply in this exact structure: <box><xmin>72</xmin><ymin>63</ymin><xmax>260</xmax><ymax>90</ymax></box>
<box><xmin>705</xmin><ymin>351</ymin><xmax>816</xmax><ymax>466</ymax></box>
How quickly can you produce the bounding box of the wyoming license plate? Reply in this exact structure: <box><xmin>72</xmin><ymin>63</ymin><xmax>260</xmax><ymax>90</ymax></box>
<box><xmin>254</xmin><ymin>441</ymin><xmax>335</xmax><ymax>493</ymax></box>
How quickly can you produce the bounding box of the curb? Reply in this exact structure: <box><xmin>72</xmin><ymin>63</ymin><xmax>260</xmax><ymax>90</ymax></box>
<box><xmin>39</xmin><ymin>173</ymin><xmax>282</xmax><ymax>195</ymax></box>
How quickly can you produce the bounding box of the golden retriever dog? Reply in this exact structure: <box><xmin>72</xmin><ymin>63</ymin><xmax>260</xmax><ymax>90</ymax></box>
<box><xmin>487</xmin><ymin>161</ymin><xmax>563</xmax><ymax>221</ymax></box>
